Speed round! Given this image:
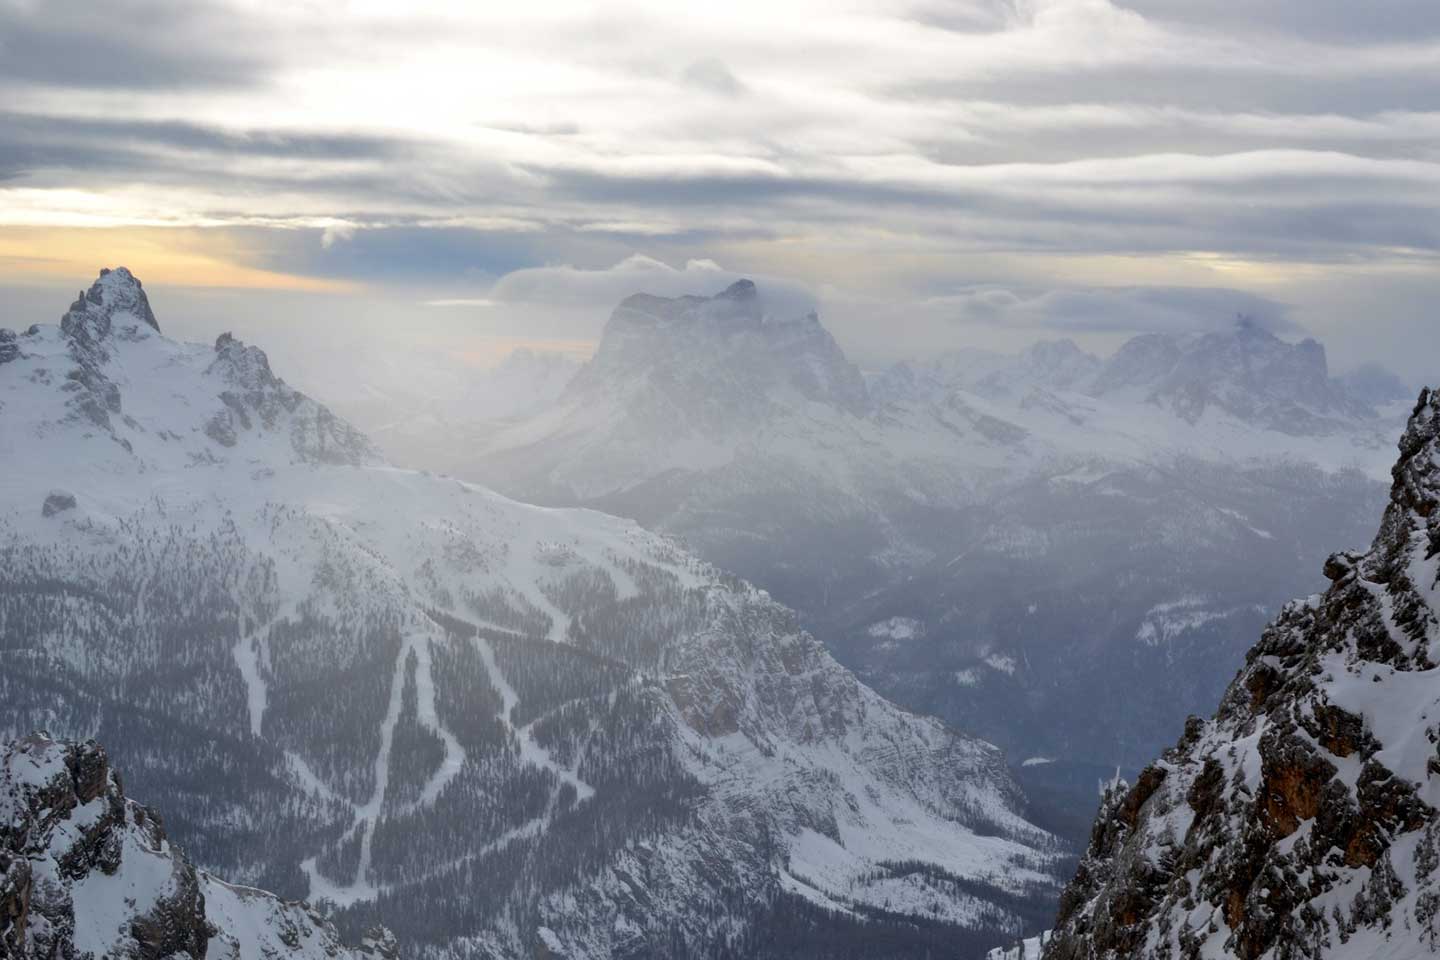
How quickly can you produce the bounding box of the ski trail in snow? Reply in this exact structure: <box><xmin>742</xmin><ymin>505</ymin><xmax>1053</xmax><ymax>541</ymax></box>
<box><xmin>406</xmin><ymin>633</ymin><xmax>466</xmax><ymax>811</ymax></box>
<box><xmin>301</xmin><ymin>626</ymin><xmax>466</xmax><ymax>905</ymax></box>
<box><xmin>603</xmin><ymin>554</ymin><xmax>640</xmax><ymax>601</ymax></box>
<box><xmin>231</xmin><ymin>601</ymin><xmax>284</xmax><ymax>739</ymax></box>
<box><xmin>501</xmin><ymin>546</ymin><xmax>572</xmax><ymax>644</ymax></box>
<box><xmin>285</xmin><ymin>751</ymin><xmax>342</xmax><ymax>804</ymax></box>
<box><xmin>300</xmin><ymin>634</ymin><xmax>405</xmax><ymax>907</ymax></box>
<box><xmin>371</xmin><ymin>817</ymin><xmax>547</xmax><ymax>891</ymax></box>
<box><xmin>474</xmin><ymin>634</ymin><xmax>596</xmax><ymax>804</ymax></box>
<box><xmin>302</xmin><ymin>628</ymin><xmax>600</xmax><ymax>906</ymax></box>
<box><xmin>232</xmin><ymin>633</ymin><xmax>267</xmax><ymax>738</ymax></box>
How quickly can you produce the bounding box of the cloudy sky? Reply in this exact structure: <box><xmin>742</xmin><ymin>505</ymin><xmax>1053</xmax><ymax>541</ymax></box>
<box><xmin>2</xmin><ymin>0</ymin><xmax>1437</xmax><ymax>385</ymax></box>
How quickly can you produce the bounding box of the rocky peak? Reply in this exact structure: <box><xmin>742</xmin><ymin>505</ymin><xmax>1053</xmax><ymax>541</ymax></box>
<box><xmin>210</xmin><ymin>330</ymin><xmax>280</xmax><ymax>389</ymax></box>
<box><xmin>1042</xmin><ymin>388</ymin><xmax>1440</xmax><ymax>960</ymax></box>
<box><xmin>577</xmin><ymin>279</ymin><xmax>870</xmax><ymax>418</ymax></box>
<box><xmin>717</xmin><ymin>277</ymin><xmax>758</xmax><ymax>301</ymax></box>
<box><xmin>1088</xmin><ymin>321</ymin><xmax>1371</xmax><ymax>432</ymax></box>
<box><xmin>2</xmin><ymin>268</ymin><xmax>383</xmax><ymax>468</ymax></box>
<box><xmin>1027</xmin><ymin>338</ymin><xmax>1091</xmax><ymax>369</ymax></box>
<box><xmin>60</xmin><ymin>266</ymin><xmax>160</xmax><ymax>347</ymax></box>
<box><xmin>45</xmin><ymin>268</ymin><xmax>161</xmax><ymax>435</ymax></box>
<box><xmin>201</xmin><ymin>330</ymin><xmax>380</xmax><ymax>465</ymax></box>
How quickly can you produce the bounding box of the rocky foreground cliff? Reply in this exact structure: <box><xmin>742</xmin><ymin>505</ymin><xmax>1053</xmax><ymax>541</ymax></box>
<box><xmin>1043</xmin><ymin>388</ymin><xmax>1440</xmax><ymax>959</ymax></box>
<box><xmin>0</xmin><ymin>733</ymin><xmax>393</xmax><ymax>959</ymax></box>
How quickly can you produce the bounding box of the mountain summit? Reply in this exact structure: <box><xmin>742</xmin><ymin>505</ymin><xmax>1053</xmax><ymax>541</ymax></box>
<box><xmin>1044</xmin><ymin>388</ymin><xmax>1440</xmax><ymax>959</ymax></box>
<box><xmin>1</xmin><ymin>268</ymin><xmax>375</xmax><ymax>467</ymax></box>
<box><xmin>481</xmin><ymin>280</ymin><xmax>870</xmax><ymax>500</ymax></box>
<box><xmin>581</xmin><ymin>277</ymin><xmax>868</xmax><ymax>416</ymax></box>
<box><xmin>61</xmin><ymin>266</ymin><xmax>160</xmax><ymax>337</ymax></box>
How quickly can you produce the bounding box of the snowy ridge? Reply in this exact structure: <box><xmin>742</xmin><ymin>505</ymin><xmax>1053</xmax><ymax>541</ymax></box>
<box><xmin>1042</xmin><ymin>388</ymin><xmax>1440</xmax><ymax>960</ymax></box>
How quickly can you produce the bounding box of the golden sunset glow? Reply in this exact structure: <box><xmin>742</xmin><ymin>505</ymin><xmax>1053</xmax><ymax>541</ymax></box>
<box><xmin>0</xmin><ymin>227</ymin><xmax>359</xmax><ymax>292</ymax></box>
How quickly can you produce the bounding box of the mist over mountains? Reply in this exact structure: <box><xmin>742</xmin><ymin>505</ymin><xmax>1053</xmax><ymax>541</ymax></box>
<box><xmin>0</xmin><ymin>267</ymin><xmax>1429</xmax><ymax>959</ymax></box>
<box><xmin>383</xmin><ymin>280</ymin><xmax>1399</xmax><ymax>821</ymax></box>
<box><xmin>0</xmin><ymin>269</ymin><xmax>1071</xmax><ymax>958</ymax></box>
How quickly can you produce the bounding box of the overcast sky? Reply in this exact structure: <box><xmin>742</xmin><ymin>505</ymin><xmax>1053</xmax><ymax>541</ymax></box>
<box><xmin>2</xmin><ymin>0</ymin><xmax>1437</xmax><ymax>384</ymax></box>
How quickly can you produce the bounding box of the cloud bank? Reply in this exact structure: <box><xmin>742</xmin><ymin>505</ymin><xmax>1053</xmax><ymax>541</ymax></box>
<box><xmin>1</xmin><ymin>0</ymin><xmax>1435</xmax><ymax>378</ymax></box>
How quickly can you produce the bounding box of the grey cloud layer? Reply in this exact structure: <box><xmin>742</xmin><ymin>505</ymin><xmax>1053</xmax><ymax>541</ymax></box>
<box><xmin>2</xmin><ymin>0</ymin><xmax>1437</xmax><ymax>374</ymax></box>
<box><xmin>6</xmin><ymin>1</ymin><xmax>1438</xmax><ymax>254</ymax></box>
<box><xmin>0</xmin><ymin>0</ymin><xmax>271</xmax><ymax>89</ymax></box>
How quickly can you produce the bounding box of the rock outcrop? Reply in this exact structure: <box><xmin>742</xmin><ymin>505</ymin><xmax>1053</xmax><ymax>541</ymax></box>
<box><xmin>206</xmin><ymin>330</ymin><xmax>378</xmax><ymax>464</ymax></box>
<box><xmin>0</xmin><ymin>733</ymin><xmax>386</xmax><ymax>960</ymax></box>
<box><xmin>1044</xmin><ymin>388</ymin><xmax>1440</xmax><ymax>960</ymax></box>
<box><xmin>40</xmin><ymin>491</ymin><xmax>76</xmax><ymax>517</ymax></box>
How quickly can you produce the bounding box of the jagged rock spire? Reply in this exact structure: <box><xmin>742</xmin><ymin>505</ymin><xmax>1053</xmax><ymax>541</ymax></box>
<box><xmin>60</xmin><ymin>266</ymin><xmax>160</xmax><ymax>344</ymax></box>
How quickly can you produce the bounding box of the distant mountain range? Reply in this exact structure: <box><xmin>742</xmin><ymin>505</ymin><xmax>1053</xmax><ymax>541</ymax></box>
<box><xmin>0</xmin><ymin>269</ymin><xmax>1066</xmax><ymax>958</ymax></box>
<box><xmin>423</xmin><ymin>280</ymin><xmax>1405</xmax><ymax>843</ymax></box>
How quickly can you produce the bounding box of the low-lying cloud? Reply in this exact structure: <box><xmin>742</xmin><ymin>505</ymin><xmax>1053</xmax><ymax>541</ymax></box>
<box><xmin>930</xmin><ymin>285</ymin><xmax>1295</xmax><ymax>335</ymax></box>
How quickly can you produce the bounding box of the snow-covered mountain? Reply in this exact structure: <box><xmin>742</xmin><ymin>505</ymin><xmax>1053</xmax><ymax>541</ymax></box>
<box><xmin>441</xmin><ymin>281</ymin><xmax>1400</xmax><ymax>811</ymax></box>
<box><xmin>462</xmin><ymin>279</ymin><xmax>871</xmax><ymax>500</ymax></box>
<box><xmin>0</xmin><ymin>269</ymin><xmax>1064</xmax><ymax>958</ymax></box>
<box><xmin>0</xmin><ymin>732</ymin><xmax>395</xmax><ymax>960</ymax></box>
<box><xmin>1041</xmin><ymin>387</ymin><xmax>1440</xmax><ymax>960</ymax></box>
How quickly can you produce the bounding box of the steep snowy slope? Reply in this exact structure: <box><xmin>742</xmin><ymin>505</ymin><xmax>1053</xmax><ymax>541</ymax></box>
<box><xmin>1043</xmin><ymin>388</ymin><xmax>1440</xmax><ymax>960</ymax></box>
<box><xmin>442</xmin><ymin>281</ymin><xmax>1397</xmax><ymax>792</ymax></box>
<box><xmin>0</xmin><ymin>732</ymin><xmax>393</xmax><ymax>959</ymax></box>
<box><xmin>0</xmin><ymin>269</ymin><xmax>1063</xmax><ymax>958</ymax></box>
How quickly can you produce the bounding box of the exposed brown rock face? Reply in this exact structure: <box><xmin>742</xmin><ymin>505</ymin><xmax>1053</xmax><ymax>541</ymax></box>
<box><xmin>1044</xmin><ymin>389</ymin><xmax>1440</xmax><ymax>960</ymax></box>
